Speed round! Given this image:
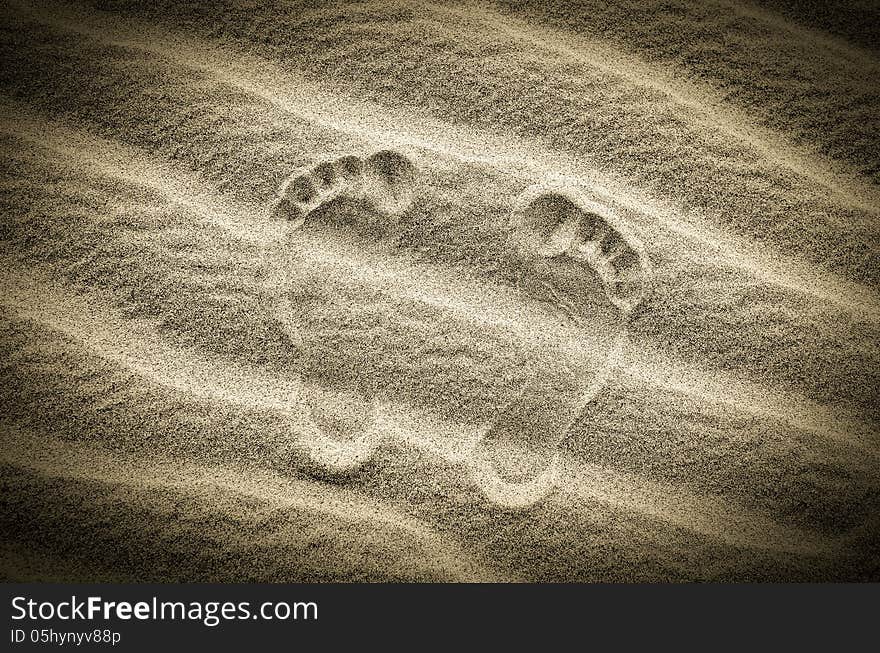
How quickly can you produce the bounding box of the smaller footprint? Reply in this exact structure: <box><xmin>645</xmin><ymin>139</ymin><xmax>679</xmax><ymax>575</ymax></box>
<box><xmin>274</xmin><ymin>150</ymin><xmax>417</xmax><ymax>228</ymax></box>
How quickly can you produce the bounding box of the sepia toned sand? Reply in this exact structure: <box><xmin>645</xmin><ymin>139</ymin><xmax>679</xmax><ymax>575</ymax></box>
<box><xmin>1</xmin><ymin>0</ymin><xmax>878</xmax><ymax>581</ymax></box>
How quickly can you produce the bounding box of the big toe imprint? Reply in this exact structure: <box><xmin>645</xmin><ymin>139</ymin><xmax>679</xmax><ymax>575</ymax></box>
<box><xmin>470</xmin><ymin>185</ymin><xmax>652</xmax><ymax>509</ymax></box>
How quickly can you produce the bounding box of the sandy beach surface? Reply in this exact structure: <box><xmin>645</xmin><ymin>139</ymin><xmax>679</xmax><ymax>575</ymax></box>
<box><xmin>1</xmin><ymin>0</ymin><xmax>878</xmax><ymax>581</ymax></box>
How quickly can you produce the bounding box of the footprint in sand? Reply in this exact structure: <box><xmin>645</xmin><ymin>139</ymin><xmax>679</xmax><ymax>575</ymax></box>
<box><xmin>272</xmin><ymin>155</ymin><xmax>652</xmax><ymax>507</ymax></box>
<box><xmin>272</xmin><ymin>149</ymin><xmax>418</xmax><ymax>475</ymax></box>
<box><xmin>468</xmin><ymin>185</ymin><xmax>652</xmax><ymax>508</ymax></box>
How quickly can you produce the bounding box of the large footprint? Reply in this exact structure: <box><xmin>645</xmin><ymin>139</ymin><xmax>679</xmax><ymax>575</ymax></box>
<box><xmin>468</xmin><ymin>184</ymin><xmax>652</xmax><ymax>508</ymax></box>
<box><xmin>272</xmin><ymin>149</ymin><xmax>418</xmax><ymax>475</ymax></box>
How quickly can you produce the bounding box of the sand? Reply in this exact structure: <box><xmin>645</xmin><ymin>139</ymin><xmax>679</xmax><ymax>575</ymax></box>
<box><xmin>0</xmin><ymin>0</ymin><xmax>878</xmax><ymax>581</ymax></box>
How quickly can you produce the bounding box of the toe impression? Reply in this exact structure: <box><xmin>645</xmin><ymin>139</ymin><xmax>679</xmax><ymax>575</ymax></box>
<box><xmin>274</xmin><ymin>149</ymin><xmax>418</xmax><ymax>227</ymax></box>
<box><xmin>511</xmin><ymin>185</ymin><xmax>653</xmax><ymax>315</ymax></box>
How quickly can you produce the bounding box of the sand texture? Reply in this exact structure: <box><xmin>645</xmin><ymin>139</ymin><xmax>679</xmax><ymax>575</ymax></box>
<box><xmin>1</xmin><ymin>0</ymin><xmax>879</xmax><ymax>581</ymax></box>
